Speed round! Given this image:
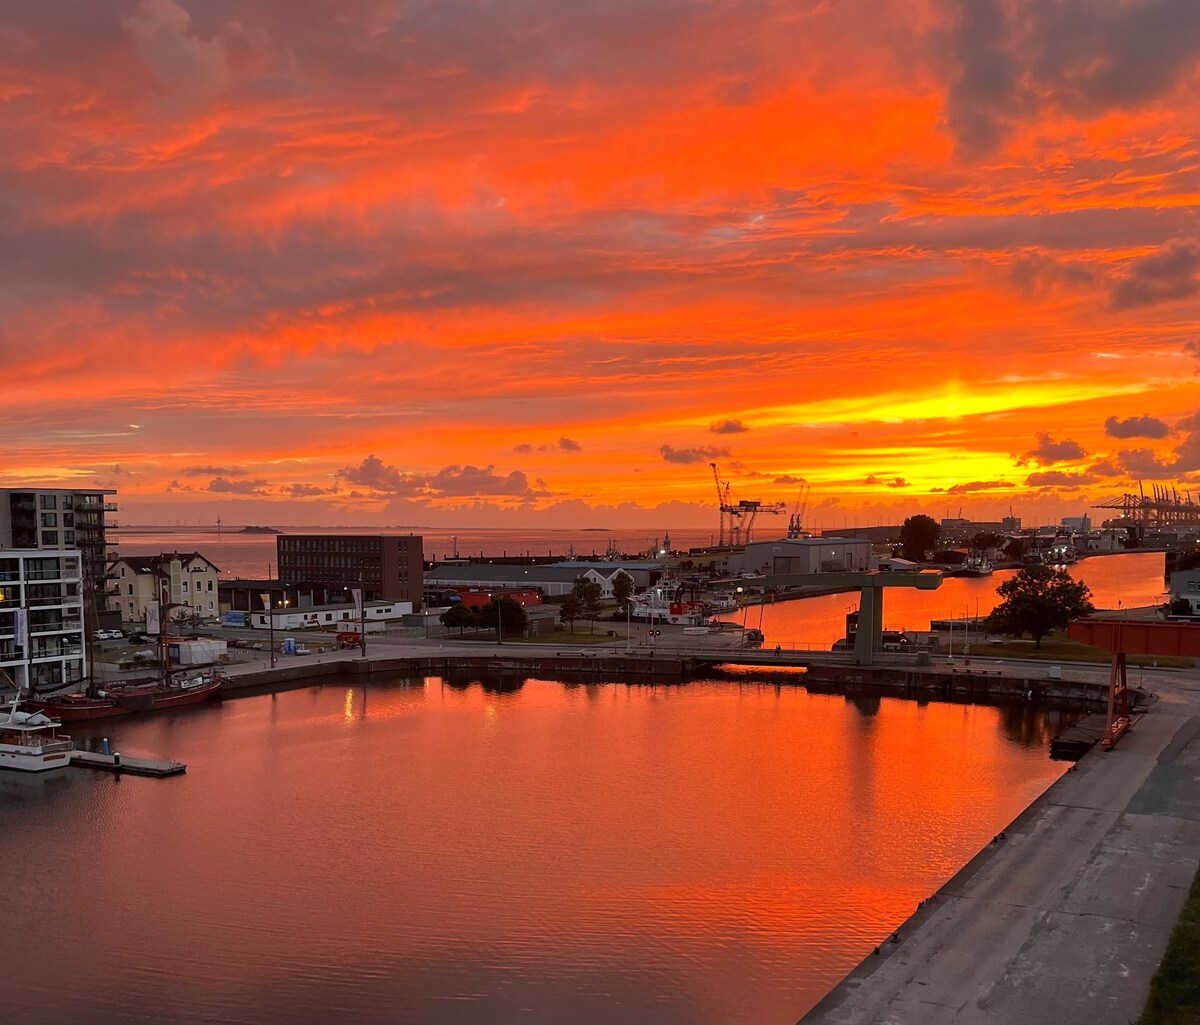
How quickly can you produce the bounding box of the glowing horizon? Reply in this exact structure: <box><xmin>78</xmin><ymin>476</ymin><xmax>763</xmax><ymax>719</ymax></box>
<box><xmin>6</xmin><ymin>0</ymin><xmax>1200</xmax><ymax>530</ymax></box>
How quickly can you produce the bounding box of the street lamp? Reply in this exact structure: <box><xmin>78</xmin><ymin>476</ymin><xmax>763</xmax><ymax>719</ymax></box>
<box><xmin>260</xmin><ymin>591</ymin><xmax>276</xmax><ymax>667</ymax></box>
<box><xmin>494</xmin><ymin>592</ymin><xmax>502</xmax><ymax>645</ymax></box>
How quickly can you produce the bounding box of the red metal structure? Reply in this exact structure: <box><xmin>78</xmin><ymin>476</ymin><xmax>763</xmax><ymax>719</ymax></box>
<box><xmin>1067</xmin><ymin>619</ymin><xmax>1200</xmax><ymax>750</ymax></box>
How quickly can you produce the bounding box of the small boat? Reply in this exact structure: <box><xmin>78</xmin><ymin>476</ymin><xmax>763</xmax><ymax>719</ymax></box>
<box><xmin>0</xmin><ymin>691</ymin><xmax>74</xmax><ymax>773</ymax></box>
<box><xmin>26</xmin><ymin>672</ymin><xmax>223</xmax><ymax>723</ymax></box>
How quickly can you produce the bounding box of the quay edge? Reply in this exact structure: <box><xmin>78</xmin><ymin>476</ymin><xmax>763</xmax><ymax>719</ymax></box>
<box><xmin>797</xmin><ymin>707</ymin><xmax>1200</xmax><ymax>1025</ymax></box>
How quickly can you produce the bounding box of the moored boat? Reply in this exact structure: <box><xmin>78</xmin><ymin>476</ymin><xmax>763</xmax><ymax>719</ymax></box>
<box><xmin>25</xmin><ymin>673</ymin><xmax>223</xmax><ymax>723</ymax></box>
<box><xmin>952</xmin><ymin>554</ymin><xmax>993</xmax><ymax>578</ymax></box>
<box><xmin>1</xmin><ymin>692</ymin><xmax>74</xmax><ymax>773</ymax></box>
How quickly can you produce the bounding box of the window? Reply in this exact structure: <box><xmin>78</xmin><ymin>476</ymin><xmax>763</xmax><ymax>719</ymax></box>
<box><xmin>127</xmin><ymin>584</ymin><xmax>133</xmax><ymax>595</ymax></box>
<box><xmin>181</xmin><ymin>581</ymin><xmax>188</xmax><ymax>592</ymax></box>
<box><xmin>41</xmin><ymin>512</ymin><xmax>58</xmax><ymax>527</ymax></box>
<box><xmin>40</xmin><ymin>494</ymin><xmax>57</xmax><ymax>510</ymax></box>
<box><xmin>63</xmin><ymin>531</ymin><xmax>74</xmax><ymax>544</ymax></box>
<box><xmin>207</xmin><ymin>580</ymin><xmax>213</xmax><ymax>591</ymax></box>
<box><xmin>129</xmin><ymin>602</ymin><xmax>135</xmax><ymax>616</ymax></box>
<box><xmin>208</xmin><ymin>601</ymin><xmax>214</xmax><ymax>610</ymax></box>
<box><xmin>41</xmin><ymin>531</ymin><xmax>59</xmax><ymax>547</ymax></box>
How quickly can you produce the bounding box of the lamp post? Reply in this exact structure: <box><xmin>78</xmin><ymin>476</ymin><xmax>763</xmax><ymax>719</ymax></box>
<box><xmin>358</xmin><ymin>574</ymin><xmax>366</xmax><ymax>658</ymax></box>
<box><xmin>260</xmin><ymin>591</ymin><xmax>276</xmax><ymax>667</ymax></box>
<box><xmin>738</xmin><ymin>586</ymin><xmax>748</xmax><ymax>645</ymax></box>
<box><xmin>495</xmin><ymin>593</ymin><xmax>502</xmax><ymax>645</ymax></box>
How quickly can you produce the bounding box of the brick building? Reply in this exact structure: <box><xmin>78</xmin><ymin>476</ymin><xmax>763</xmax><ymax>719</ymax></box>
<box><xmin>276</xmin><ymin>534</ymin><xmax>423</xmax><ymax>609</ymax></box>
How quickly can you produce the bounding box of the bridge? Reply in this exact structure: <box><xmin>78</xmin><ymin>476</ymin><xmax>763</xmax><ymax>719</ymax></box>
<box><xmin>735</xmin><ymin>569</ymin><xmax>945</xmax><ymax>664</ymax></box>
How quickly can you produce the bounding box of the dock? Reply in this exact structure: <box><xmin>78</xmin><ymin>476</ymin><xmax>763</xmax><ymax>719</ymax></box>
<box><xmin>70</xmin><ymin>750</ymin><xmax>186</xmax><ymax>777</ymax></box>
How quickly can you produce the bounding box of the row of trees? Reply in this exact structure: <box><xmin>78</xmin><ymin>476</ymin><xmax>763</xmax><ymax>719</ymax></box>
<box><xmin>898</xmin><ymin>515</ymin><xmax>1027</xmax><ymax>562</ymax></box>
<box><xmin>440</xmin><ymin>596</ymin><xmax>529</xmax><ymax>637</ymax></box>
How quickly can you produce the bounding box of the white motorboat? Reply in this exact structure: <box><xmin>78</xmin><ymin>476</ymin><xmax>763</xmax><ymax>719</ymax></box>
<box><xmin>0</xmin><ymin>691</ymin><xmax>74</xmax><ymax>773</ymax></box>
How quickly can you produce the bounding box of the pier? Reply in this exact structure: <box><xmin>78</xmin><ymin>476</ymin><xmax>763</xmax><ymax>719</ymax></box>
<box><xmin>71</xmin><ymin>750</ymin><xmax>186</xmax><ymax>777</ymax></box>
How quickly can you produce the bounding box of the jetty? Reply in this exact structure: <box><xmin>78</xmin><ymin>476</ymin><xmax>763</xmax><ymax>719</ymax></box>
<box><xmin>70</xmin><ymin>750</ymin><xmax>186</xmax><ymax>777</ymax></box>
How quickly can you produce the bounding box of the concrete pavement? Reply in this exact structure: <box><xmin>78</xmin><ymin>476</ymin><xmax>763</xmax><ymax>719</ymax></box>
<box><xmin>800</xmin><ymin>704</ymin><xmax>1200</xmax><ymax>1025</ymax></box>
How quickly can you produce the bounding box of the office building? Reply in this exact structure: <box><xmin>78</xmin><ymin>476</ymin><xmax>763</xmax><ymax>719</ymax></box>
<box><xmin>276</xmin><ymin>534</ymin><xmax>423</xmax><ymax>609</ymax></box>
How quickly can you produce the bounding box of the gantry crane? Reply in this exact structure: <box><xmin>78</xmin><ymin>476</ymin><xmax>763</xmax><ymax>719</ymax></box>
<box><xmin>738</xmin><ymin>499</ymin><xmax>787</xmax><ymax>543</ymax></box>
<box><xmin>709</xmin><ymin>462</ymin><xmax>786</xmax><ymax>545</ymax></box>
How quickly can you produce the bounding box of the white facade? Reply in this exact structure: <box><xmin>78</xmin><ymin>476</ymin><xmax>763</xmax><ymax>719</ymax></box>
<box><xmin>0</xmin><ymin>549</ymin><xmax>87</xmax><ymax>692</ymax></box>
<box><xmin>108</xmin><ymin>553</ymin><xmax>221</xmax><ymax>625</ymax></box>
<box><xmin>250</xmin><ymin>599</ymin><xmax>413</xmax><ymax>631</ymax></box>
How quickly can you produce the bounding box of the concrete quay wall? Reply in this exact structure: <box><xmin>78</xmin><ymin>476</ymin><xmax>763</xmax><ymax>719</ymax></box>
<box><xmin>800</xmin><ymin>662</ymin><xmax>1116</xmax><ymax>708</ymax></box>
<box><xmin>217</xmin><ymin>651</ymin><xmax>697</xmax><ymax>692</ymax></box>
<box><xmin>799</xmin><ymin>709</ymin><xmax>1200</xmax><ymax>1025</ymax></box>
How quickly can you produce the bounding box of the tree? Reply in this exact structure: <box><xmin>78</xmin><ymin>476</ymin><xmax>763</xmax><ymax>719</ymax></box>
<box><xmin>480</xmin><ymin>597</ymin><xmax>528</xmax><ymax>639</ymax></box>
<box><xmin>986</xmin><ymin>565</ymin><xmax>1095</xmax><ymax>647</ymax></box>
<box><xmin>970</xmin><ymin>531</ymin><xmax>1004</xmax><ymax>554</ymax></box>
<box><xmin>1004</xmin><ymin>537</ymin><xmax>1027</xmax><ymax>562</ymax></box>
<box><xmin>440</xmin><ymin>603</ymin><xmax>476</xmax><ymax>636</ymax></box>
<box><xmin>559</xmin><ymin>594</ymin><xmax>582</xmax><ymax>633</ymax></box>
<box><xmin>611</xmin><ymin>571</ymin><xmax>634</xmax><ymax>606</ymax></box>
<box><xmin>899</xmin><ymin>515</ymin><xmax>940</xmax><ymax>562</ymax></box>
<box><xmin>571</xmin><ymin>577</ymin><xmax>604</xmax><ymax>632</ymax></box>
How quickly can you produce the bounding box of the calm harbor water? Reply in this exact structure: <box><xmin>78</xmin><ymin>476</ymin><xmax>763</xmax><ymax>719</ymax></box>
<box><xmin>2</xmin><ymin>677</ymin><xmax>1069</xmax><ymax>1025</ymax></box>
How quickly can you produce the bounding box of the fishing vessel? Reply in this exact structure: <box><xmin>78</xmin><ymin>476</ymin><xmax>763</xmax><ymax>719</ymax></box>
<box><xmin>0</xmin><ymin>690</ymin><xmax>74</xmax><ymax>773</ymax></box>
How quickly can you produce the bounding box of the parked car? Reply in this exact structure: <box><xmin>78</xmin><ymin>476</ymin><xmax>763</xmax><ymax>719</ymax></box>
<box><xmin>93</xmin><ymin>629</ymin><xmax>123</xmax><ymax>641</ymax></box>
<box><xmin>126</xmin><ymin>632</ymin><xmax>154</xmax><ymax>644</ymax></box>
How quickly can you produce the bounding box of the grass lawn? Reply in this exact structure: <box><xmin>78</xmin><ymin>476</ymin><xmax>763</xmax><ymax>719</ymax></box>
<box><xmin>941</xmin><ymin>631</ymin><xmax>1194</xmax><ymax>669</ymax></box>
<box><xmin>1141</xmin><ymin>865</ymin><xmax>1200</xmax><ymax>1024</ymax></box>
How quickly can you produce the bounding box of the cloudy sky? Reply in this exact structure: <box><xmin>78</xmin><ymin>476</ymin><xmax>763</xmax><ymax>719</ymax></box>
<box><xmin>5</xmin><ymin>0</ymin><xmax>1200</xmax><ymax>529</ymax></box>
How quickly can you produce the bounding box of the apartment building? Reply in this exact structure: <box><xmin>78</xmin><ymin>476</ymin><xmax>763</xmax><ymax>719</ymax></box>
<box><xmin>0</xmin><ymin>549</ymin><xmax>86</xmax><ymax>692</ymax></box>
<box><xmin>107</xmin><ymin>552</ymin><xmax>221</xmax><ymax>626</ymax></box>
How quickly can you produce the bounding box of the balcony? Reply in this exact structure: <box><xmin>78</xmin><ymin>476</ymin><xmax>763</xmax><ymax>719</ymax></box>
<box><xmin>104</xmin><ymin>502</ymin><xmax>118</xmax><ymax>512</ymax></box>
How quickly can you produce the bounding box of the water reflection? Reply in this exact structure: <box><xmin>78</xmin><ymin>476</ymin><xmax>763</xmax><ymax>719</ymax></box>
<box><xmin>1</xmin><ymin>677</ymin><xmax>1067</xmax><ymax>1025</ymax></box>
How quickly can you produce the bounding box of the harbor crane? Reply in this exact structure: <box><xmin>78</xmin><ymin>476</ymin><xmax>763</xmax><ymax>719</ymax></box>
<box><xmin>709</xmin><ymin>462</ymin><xmax>786</xmax><ymax>545</ymax></box>
<box><xmin>786</xmin><ymin>485</ymin><xmax>811</xmax><ymax>538</ymax></box>
<box><xmin>710</xmin><ymin>462</ymin><xmax>742</xmax><ymax>546</ymax></box>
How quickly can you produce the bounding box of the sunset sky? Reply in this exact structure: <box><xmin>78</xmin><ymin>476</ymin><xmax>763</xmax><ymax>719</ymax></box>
<box><xmin>5</xmin><ymin>0</ymin><xmax>1200</xmax><ymax>530</ymax></box>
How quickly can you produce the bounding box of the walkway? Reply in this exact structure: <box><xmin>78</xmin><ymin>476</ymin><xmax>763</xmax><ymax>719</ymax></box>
<box><xmin>800</xmin><ymin>705</ymin><xmax>1200</xmax><ymax>1025</ymax></box>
